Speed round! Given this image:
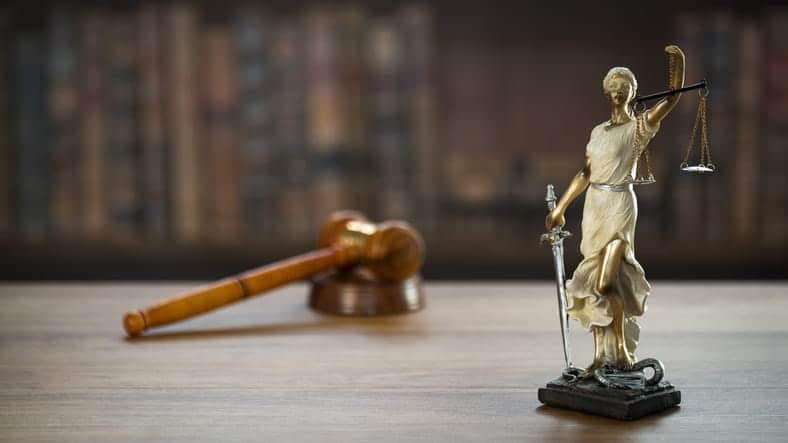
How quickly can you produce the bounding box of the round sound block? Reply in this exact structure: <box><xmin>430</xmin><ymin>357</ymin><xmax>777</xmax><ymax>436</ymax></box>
<box><xmin>308</xmin><ymin>268</ymin><xmax>424</xmax><ymax>316</ymax></box>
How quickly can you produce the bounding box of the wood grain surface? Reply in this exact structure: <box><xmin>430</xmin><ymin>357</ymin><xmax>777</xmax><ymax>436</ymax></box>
<box><xmin>1</xmin><ymin>282</ymin><xmax>787</xmax><ymax>442</ymax></box>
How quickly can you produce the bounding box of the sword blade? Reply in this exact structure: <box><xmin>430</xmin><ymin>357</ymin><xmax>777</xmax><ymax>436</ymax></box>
<box><xmin>542</xmin><ymin>184</ymin><xmax>573</xmax><ymax>369</ymax></box>
<box><xmin>550</xmin><ymin>238</ymin><xmax>572</xmax><ymax>369</ymax></box>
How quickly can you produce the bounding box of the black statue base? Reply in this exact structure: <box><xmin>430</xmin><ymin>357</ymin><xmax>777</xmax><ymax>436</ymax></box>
<box><xmin>538</xmin><ymin>375</ymin><xmax>681</xmax><ymax>420</ymax></box>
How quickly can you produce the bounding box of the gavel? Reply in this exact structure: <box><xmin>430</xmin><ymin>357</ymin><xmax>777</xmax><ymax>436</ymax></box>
<box><xmin>123</xmin><ymin>211</ymin><xmax>425</xmax><ymax>336</ymax></box>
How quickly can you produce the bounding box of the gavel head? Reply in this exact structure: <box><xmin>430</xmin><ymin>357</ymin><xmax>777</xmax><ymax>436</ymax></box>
<box><xmin>317</xmin><ymin>210</ymin><xmax>425</xmax><ymax>282</ymax></box>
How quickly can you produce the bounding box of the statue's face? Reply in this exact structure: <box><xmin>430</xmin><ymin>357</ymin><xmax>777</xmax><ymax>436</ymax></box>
<box><xmin>605</xmin><ymin>76</ymin><xmax>634</xmax><ymax>106</ymax></box>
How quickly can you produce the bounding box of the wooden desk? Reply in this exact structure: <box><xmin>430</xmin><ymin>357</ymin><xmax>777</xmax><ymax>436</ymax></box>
<box><xmin>1</xmin><ymin>282</ymin><xmax>787</xmax><ymax>442</ymax></box>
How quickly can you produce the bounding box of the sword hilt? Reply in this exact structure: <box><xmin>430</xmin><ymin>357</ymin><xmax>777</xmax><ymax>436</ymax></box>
<box><xmin>540</xmin><ymin>228</ymin><xmax>572</xmax><ymax>245</ymax></box>
<box><xmin>545</xmin><ymin>184</ymin><xmax>557</xmax><ymax>212</ymax></box>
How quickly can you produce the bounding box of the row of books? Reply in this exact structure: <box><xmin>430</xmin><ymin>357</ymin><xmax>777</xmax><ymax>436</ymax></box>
<box><xmin>0</xmin><ymin>3</ymin><xmax>437</xmax><ymax>244</ymax></box>
<box><xmin>669</xmin><ymin>11</ymin><xmax>788</xmax><ymax>248</ymax></box>
<box><xmin>1</xmin><ymin>4</ymin><xmax>786</xmax><ymax>255</ymax></box>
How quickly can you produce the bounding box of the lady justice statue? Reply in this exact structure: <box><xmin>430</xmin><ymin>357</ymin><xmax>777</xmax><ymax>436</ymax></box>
<box><xmin>538</xmin><ymin>45</ymin><xmax>688</xmax><ymax>420</ymax></box>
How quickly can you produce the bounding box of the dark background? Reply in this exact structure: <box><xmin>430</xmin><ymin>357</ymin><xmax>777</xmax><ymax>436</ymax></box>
<box><xmin>1</xmin><ymin>1</ymin><xmax>786</xmax><ymax>280</ymax></box>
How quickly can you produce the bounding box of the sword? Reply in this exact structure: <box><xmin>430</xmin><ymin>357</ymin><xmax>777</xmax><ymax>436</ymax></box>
<box><xmin>540</xmin><ymin>184</ymin><xmax>574</xmax><ymax>369</ymax></box>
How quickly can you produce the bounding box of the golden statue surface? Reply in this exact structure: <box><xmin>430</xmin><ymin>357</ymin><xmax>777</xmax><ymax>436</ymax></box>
<box><xmin>538</xmin><ymin>45</ymin><xmax>697</xmax><ymax>420</ymax></box>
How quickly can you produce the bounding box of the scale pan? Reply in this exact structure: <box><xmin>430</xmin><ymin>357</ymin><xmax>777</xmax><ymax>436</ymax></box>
<box><xmin>680</xmin><ymin>164</ymin><xmax>715</xmax><ymax>173</ymax></box>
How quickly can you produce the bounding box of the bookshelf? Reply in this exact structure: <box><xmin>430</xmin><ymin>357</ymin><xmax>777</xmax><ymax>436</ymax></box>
<box><xmin>1</xmin><ymin>1</ymin><xmax>786</xmax><ymax>280</ymax></box>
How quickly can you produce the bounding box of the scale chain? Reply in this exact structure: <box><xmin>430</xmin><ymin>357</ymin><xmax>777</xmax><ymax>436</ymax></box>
<box><xmin>700</xmin><ymin>95</ymin><xmax>712</xmax><ymax>168</ymax></box>
<box><xmin>629</xmin><ymin>111</ymin><xmax>654</xmax><ymax>184</ymax></box>
<box><xmin>682</xmin><ymin>92</ymin><xmax>712</xmax><ymax>171</ymax></box>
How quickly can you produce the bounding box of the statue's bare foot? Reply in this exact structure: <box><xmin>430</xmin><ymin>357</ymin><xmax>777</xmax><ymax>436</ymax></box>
<box><xmin>618</xmin><ymin>355</ymin><xmax>636</xmax><ymax>371</ymax></box>
<box><xmin>582</xmin><ymin>360</ymin><xmax>604</xmax><ymax>378</ymax></box>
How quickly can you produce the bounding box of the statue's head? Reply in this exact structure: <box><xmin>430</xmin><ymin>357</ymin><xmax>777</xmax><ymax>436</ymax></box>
<box><xmin>603</xmin><ymin>67</ymin><xmax>637</xmax><ymax>107</ymax></box>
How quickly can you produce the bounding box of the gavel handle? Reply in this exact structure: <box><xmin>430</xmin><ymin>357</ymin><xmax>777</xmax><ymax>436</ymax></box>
<box><xmin>123</xmin><ymin>246</ymin><xmax>356</xmax><ymax>336</ymax></box>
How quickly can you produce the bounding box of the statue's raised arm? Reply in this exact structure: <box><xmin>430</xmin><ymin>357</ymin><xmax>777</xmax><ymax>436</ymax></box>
<box><xmin>645</xmin><ymin>45</ymin><xmax>685</xmax><ymax>127</ymax></box>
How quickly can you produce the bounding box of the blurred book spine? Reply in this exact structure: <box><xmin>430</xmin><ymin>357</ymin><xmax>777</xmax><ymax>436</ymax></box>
<box><xmin>704</xmin><ymin>12</ymin><xmax>736</xmax><ymax>243</ymax></box>
<box><xmin>14</xmin><ymin>31</ymin><xmax>49</xmax><ymax>239</ymax></box>
<box><xmin>368</xmin><ymin>12</ymin><xmax>409</xmax><ymax>220</ymax></box>
<box><xmin>399</xmin><ymin>4</ymin><xmax>437</xmax><ymax>232</ymax></box>
<box><xmin>305</xmin><ymin>6</ymin><xmax>350</xmax><ymax>223</ymax></box>
<box><xmin>202</xmin><ymin>20</ymin><xmax>242</xmax><ymax>243</ymax></box>
<box><xmin>137</xmin><ymin>3</ymin><xmax>168</xmax><ymax>238</ymax></box>
<box><xmin>272</xmin><ymin>17</ymin><xmax>311</xmax><ymax>241</ymax></box>
<box><xmin>337</xmin><ymin>5</ymin><xmax>369</xmax><ymax>213</ymax></box>
<box><xmin>164</xmin><ymin>4</ymin><xmax>201</xmax><ymax>243</ymax></box>
<box><xmin>441</xmin><ymin>34</ymin><xmax>507</xmax><ymax>239</ymax></box>
<box><xmin>734</xmin><ymin>19</ymin><xmax>762</xmax><ymax>243</ymax></box>
<box><xmin>79</xmin><ymin>11</ymin><xmax>106</xmax><ymax>237</ymax></box>
<box><xmin>0</xmin><ymin>11</ymin><xmax>11</xmax><ymax>236</ymax></box>
<box><xmin>48</xmin><ymin>9</ymin><xmax>80</xmax><ymax>236</ymax></box>
<box><xmin>234</xmin><ymin>6</ymin><xmax>274</xmax><ymax>238</ymax></box>
<box><xmin>763</xmin><ymin>11</ymin><xmax>788</xmax><ymax>247</ymax></box>
<box><xmin>107</xmin><ymin>11</ymin><xmax>142</xmax><ymax>238</ymax></box>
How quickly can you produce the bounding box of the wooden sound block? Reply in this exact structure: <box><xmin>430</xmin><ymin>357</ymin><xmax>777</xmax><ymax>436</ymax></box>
<box><xmin>308</xmin><ymin>267</ymin><xmax>425</xmax><ymax>316</ymax></box>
